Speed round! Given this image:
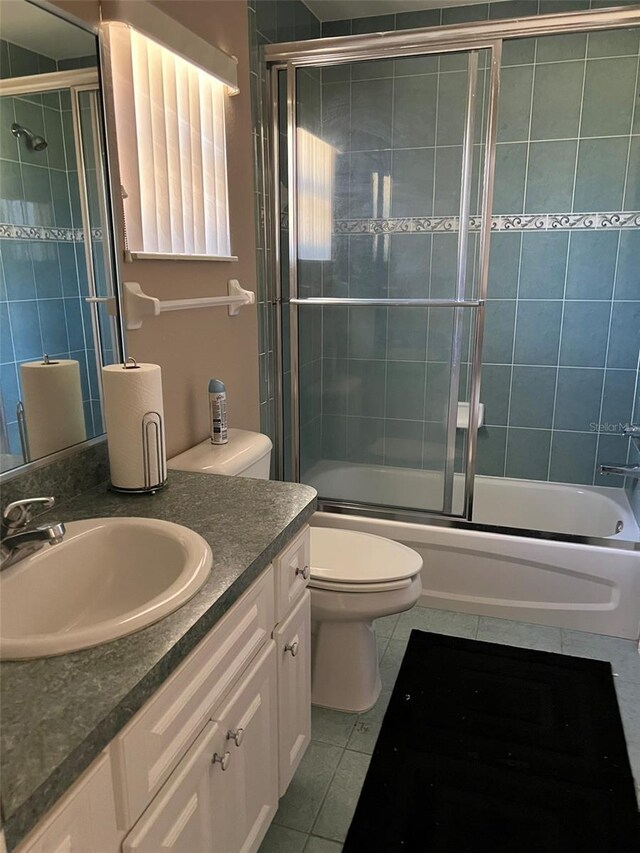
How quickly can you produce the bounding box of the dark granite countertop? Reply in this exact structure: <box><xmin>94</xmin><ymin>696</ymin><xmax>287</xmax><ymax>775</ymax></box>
<box><xmin>0</xmin><ymin>471</ymin><xmax>316</xmax><ymax>850</ymax></box>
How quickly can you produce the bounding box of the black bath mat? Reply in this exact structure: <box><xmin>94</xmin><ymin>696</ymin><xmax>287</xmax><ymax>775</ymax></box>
<box><xmin>344</xmin><ymin>630</ymin><xmax>640</xmax><ymax>853</ymax></box>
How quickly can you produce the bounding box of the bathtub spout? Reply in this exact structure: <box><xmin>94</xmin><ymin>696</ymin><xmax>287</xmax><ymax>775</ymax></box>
<box><xmin>599</xmin><ymin>463</ymin><xmax>640</xmax><ymax>479</ymax></box>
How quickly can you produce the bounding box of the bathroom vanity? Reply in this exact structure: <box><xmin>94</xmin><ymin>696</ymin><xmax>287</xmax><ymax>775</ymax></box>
<box><xmin>0</xmin><ymin>472</ymin><xmax>316</xmax><ymax>852</ymax></box>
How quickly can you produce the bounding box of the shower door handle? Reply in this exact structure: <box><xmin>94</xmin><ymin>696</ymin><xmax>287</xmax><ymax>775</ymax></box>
<box><xmin>289</xmin><ymin>298</ymin><xmax>483</xmax><ymax>307</ymax></box>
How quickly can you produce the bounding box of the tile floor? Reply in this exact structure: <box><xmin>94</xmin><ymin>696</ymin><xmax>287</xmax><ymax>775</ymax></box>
<box><xmin>258</xmin><ymin>606</ymin><xmax>640</xmax><ymax>853</ymax></box>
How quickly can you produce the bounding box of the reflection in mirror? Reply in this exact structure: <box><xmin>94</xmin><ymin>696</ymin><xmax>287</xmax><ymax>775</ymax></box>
<box><xmin>0</xmin><ymin>0</ymin><xmax>120</xmax><ymax>474</ymax></box>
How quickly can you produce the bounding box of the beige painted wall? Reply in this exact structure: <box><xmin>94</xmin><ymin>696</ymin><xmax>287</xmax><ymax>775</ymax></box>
<box><xmin>53</xmin><ymin>0</ymin><xmax>260</xmax><ymax>458</ymax></box>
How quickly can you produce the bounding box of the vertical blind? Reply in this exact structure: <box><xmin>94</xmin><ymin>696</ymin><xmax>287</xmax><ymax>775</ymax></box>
<box><xmin>106</xmin><ymin>23</ymin><xmax>232</xmax><ymax>259</ymax></box>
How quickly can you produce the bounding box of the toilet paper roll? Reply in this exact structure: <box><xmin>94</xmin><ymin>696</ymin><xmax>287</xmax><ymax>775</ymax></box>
<box><xmin>102</xmin><ymin>362</ymin><xmax>167</xmax><ymax>490</ymax></box>
<box><xmin>20</xmin><ymin>359</ymin><xmax>87</xmax><ymax>459</ymax></box>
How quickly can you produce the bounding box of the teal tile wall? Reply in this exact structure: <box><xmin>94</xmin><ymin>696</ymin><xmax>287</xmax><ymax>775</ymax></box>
<box><xmin>0</xmin><ymin>40</ymin><xmax>102</xmax><ymax>459</ymax></box>
<box><xmin>479</xmin><ymin>13</ymin><xmax>639</xmax><ymax>489</ymax></box>
<box><xmin>313</xmin><ymin>3</ymin><xmax>640</xmax><ymax>490</ymax></box>
<box><xmin>0</xmin><ymin>39</ymin><xmax>55</xmax><ymax>79</ymax></box>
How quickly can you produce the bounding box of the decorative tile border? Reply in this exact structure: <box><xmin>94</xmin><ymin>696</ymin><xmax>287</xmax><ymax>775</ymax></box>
<box><xmin>337</xmin><ymin>215</ymin><xmax>458</xmax><ymax>234</ymax></box>
<box><xmin>497</xmin><ymin>212</ymin><xmax>640</xmax><ymax>231</ymax></box>
<box><xmin>0</xmin><ymin>223</ymin><xmax>103</xmax><ymax>242</ymax></box>
<box><xmin>334</xmin><ymin>211</ymin><xmax>640</xmax><ymax>234</ymax></box>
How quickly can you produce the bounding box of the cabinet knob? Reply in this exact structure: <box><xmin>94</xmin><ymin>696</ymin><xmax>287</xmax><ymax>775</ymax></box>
<box><xmin>227</xmin><ymin>727</ymin><xmax>244</xmax><ymax>747</ymax></box>
<box><xmin>285</xmin><ymin>640</ymin><xmax>299</xmax><ymax>657</ymax></box>
<box><xmin>295</xmin><ymin>564</ymin><xmax>310</xmax><ymax>580</ymax></box>
<box><xmin>212</xmin><ymin>751</ymin><xmax>231</xmax><ymax>771</ymax></box>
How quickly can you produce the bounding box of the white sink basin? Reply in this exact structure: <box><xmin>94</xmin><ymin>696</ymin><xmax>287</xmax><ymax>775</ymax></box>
<box><xmin>0</xmin><ymin>517</ymin><xmax>212</xmax><ymax>660</ymax></box>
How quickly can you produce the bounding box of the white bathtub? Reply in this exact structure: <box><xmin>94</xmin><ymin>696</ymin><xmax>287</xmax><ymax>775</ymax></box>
<box><xmin>305</xmin><ymin>461</ymin><xmax>640</xmax><ymax>640</ymax></box>
<box><xmin>305</xmin><ymin>460</ymin><xmax>639</xmax><ymax>540</ymax></box>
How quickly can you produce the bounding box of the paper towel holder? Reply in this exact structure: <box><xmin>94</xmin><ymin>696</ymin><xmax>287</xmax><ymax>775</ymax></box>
<box><xmin>16</xmin><ymin>401</ymin><xmax>30</xmax><ymax>463</ymax></box>
<box><xmin>109</xmin><ymin>409</ymin><xmax>168</xmax><ymax>495</ymax></box>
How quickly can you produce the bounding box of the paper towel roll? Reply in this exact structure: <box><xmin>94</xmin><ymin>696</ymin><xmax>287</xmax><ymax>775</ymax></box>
<box><xmin>102</xmin><ymin>362</ymin><xmax>167</xmax><ymax>490</ymax></box>
<box><xmin>20</xmin><ymin>359</ymin><xmax>87</xmax><ymax>459</ymax></box>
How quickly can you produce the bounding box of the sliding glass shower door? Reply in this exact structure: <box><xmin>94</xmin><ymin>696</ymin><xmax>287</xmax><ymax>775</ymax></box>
<box><xmin>277</xmin><ymin>44</ymin><xmax>499</xmax><ymax>518</ymax></box>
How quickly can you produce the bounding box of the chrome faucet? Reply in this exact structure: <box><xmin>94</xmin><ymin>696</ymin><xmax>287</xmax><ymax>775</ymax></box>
<box><xmin>1</xmin><ymin>497</ymin><xmax>65</xmax><ymax>570</ymax></box>
<box><xmin>599</xmin><ymin>425</ymin><xmax>640</xmax><ymax>480</ymax></box>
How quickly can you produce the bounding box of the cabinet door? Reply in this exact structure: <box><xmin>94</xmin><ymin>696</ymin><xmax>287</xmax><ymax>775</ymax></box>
<box><xmin>16</xmin><ymin>754</ymin><xmax>121</xmax><ymax>853</ymax></box>
<box><xmin>122</xmin><ymin>721</ymin><xmax>222</xmax><ymax>853</ymax></box>
<box><xmin>212</xmin><ymin>642</ymin><xmax>279</xmax><ymax>853</ymax></box>
<box><xmin>274</xmin><ymin>591</ymin><xmax>311</xmax><ymax>796</ymax></box>
<box><xmin>124</xmin><ymin>643</ymin><xmax>278</xmax><ymax>853</ymax></box>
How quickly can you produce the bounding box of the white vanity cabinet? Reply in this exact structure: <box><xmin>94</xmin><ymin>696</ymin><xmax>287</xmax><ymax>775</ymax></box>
<box><xmin>14</xmin><ymin>525</ymin><xmax>311</xmax><ymax>853</ymax></box>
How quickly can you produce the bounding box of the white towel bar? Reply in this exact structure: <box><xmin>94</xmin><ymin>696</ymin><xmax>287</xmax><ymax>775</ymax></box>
<box><xmin>86</xmin><ymin>280</ymin><xmax>255</xmax><ymax>330</ymax></box>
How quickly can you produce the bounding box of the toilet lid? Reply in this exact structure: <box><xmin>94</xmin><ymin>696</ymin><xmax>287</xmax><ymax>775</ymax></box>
<box><xmin>310</xmin><ymin>527</ymin><xmax>423</xmax><ymax>585</ymax></box>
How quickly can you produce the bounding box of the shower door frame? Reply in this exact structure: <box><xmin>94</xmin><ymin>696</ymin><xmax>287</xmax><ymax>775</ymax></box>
<box><xmin>270</xmin><ymin>38</ymin><xmax>500</xmax><ymax>522</ymax></box>
<box><xmin>264</xmin><ymin>4</ymin><xmax>640</xmax><ymax>546</ymax></box>
<box><xmin>267</xmin><ymin>36</ymin><xmax>502</xmax><ymax>519</ymax></box>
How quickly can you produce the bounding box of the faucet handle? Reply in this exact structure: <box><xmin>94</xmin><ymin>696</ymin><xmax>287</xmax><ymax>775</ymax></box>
<box><xmin>623</xmin><ymin>424</ymin><xmax>640</xmax><ymax>438</ymax></box>
<box><xmin>2</xmin><ymin>497</ymin><xmax>55</xmax><ymax>530</ymax></box>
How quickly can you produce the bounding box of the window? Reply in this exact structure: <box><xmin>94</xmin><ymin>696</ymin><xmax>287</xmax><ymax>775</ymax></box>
<box><xmin>105</xmin><ymin>22</ymin><xmax>234</xmax><ymax>260</ymax></box>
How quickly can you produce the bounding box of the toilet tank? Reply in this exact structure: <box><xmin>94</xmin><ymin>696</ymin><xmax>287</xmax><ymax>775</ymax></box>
<box><xmin>168</xmin><ymin>429</ymin><xmax>273</xmax><ymax>479</ymax></box>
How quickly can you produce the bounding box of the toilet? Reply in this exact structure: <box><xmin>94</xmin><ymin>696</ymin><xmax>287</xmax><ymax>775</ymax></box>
<box><xmin>309</xmin><ymin>527</ymin><xmax>422</xmax><ymax>713</ymax></box>
<box><xmin>168</xmin><ymin>430</ymin><xmax>423</xmax><ymax>713</ymax></box>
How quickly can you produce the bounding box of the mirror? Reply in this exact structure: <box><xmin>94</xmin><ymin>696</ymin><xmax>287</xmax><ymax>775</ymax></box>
<box><xmin>0</xmin><ymin>0</ymin><xmax>121</xmax><ymax>475</ymax></box>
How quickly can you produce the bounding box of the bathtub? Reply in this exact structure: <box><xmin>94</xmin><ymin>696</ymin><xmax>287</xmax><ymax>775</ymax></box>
<box><xmin>304</xmin><ymin>460</ymin><xmax>638</xmax><ymax>540</ymax></box>
<box><xmin>305</xmin><ymin>461</ymin><xmax>640</xmax><ymax>640</ymax></box>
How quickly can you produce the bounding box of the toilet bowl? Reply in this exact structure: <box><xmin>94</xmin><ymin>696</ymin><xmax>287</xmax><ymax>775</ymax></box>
<box><xmin>168</xmin><ymin>431</ymin><xmax>422</xmax><ymax>714</ymax></box>
<box><xmin>309</xmin><ymin>527</ymin><xmax>422</xmax><ymax>714</ymax></box>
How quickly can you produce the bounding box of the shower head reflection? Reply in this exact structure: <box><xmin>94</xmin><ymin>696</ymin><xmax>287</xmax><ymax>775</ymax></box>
<box><xmin>11</xmin><ymin>122</ymin><xmax>48</xmax><ymax>152</ymax></box>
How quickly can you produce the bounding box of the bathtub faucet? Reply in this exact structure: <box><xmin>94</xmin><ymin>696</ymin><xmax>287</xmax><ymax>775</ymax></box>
<box><xmin>599</xmin><ymin>425</ymin><xmax>640</xmax><ymax>478</ymax></box>
<box><xmin>599</xmin><ymin>463</ymin><xmax>640</xmax><ymax>479</ymax></box>
<box><xmin>623</xmin><ymin>424</ymin><xmax>640</xmax><ymax>442</ymax></box>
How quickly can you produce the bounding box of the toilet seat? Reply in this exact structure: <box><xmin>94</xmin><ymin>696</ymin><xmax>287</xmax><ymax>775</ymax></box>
<box><xmin>309</xmin><ymin>576</ymin><xmax>414</xmax><ymax>593</ymax></box>
<box><xmin>309</xmin><ymin>527</ymin><xmax>422</xmax><ymax>586</ymax></box>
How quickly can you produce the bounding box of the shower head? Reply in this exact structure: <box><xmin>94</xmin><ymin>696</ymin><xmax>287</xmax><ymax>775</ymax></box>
<box><xmin>11</xmin><ymin>122</ymin><xmax>47</xmax><ymax>152</ymax></box>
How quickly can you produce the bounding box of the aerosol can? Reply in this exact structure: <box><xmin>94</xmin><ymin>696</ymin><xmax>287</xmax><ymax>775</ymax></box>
<box><xmin>209</xmin><ymin>379</ymin><xmax>228</xmax><ymax>444</ymax></box>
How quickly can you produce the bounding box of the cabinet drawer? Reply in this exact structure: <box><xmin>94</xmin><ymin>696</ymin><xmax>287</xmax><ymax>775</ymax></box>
<box><xmin>274</xmin><ymin>591</ymin><xmax>311</xmax><ymax>796</ymax></box>
<box><xmin>113</xmin><ymin>566</ymin><xmax>275</xmax><ymax>825</ymax></box>
<box><xmin>274</xmin><ymin>526</ymin><xmax>310</xmax><ymax>621</ymax></box>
